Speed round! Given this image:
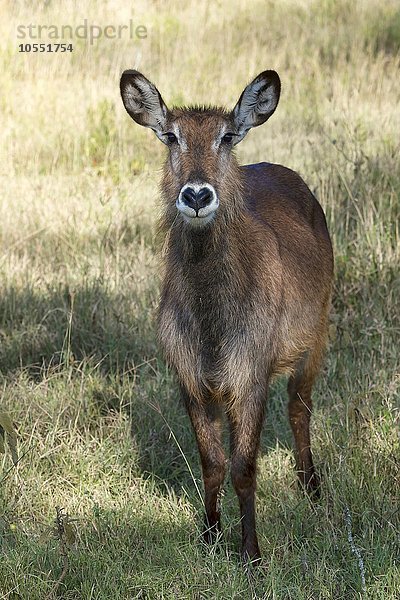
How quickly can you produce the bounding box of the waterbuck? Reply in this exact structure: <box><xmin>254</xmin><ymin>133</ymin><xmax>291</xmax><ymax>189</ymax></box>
<box><xmin>120</xmin><ymin>69</ymin><xmax>333</xmax><ymax>562</ymax></box>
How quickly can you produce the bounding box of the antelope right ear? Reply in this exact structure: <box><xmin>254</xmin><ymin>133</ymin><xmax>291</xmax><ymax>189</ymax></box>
<box><xmin>232</xmin><ymin>70</ymin><xmax>281</xmax><ymax>143</ymax></box>
<box><xmin>120</xmin><ymin>70</ymin><xmax>169</xmax><ymax>142</ymax></box>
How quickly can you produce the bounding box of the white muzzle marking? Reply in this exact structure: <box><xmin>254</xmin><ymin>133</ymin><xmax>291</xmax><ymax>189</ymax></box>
<box><xmin>176</xmin><ymin>182</ymin><xmax>219</xmax><ymax>227</ymax></box>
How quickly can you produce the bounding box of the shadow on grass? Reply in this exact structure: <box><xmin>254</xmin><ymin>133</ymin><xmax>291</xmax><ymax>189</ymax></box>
<box><xmin>0</xmin><ymin>281</ymin><xmax>158</xmax><ymax>377</ymax></box>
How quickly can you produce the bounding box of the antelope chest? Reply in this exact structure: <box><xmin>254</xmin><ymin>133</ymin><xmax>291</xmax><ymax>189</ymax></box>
<box><xmin>157</xmin><ymin>290</ymin><xmax>264</xmax><ymax>399</ymax></box>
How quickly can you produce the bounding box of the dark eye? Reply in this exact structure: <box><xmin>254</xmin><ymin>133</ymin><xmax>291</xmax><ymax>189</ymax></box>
<box><xmin>165</xmin><ymin>132</ymin><xmax>178</xmax><ymax>144</ymax></box>
<box><xmin>221</xmin><ymin>132</ymin><xmax>236</xmax><ymax>144</ymax></box>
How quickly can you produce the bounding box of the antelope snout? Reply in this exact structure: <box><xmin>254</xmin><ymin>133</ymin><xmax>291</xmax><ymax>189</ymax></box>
<box><xmin>176</xmin><ymin>183</ymin><xmax>219</xmax><ymax>226</ymax></box>
<box><xmin>181</xmin><ymin>187</ymin><xmax>213</xmax><ymax>211</ymax></box>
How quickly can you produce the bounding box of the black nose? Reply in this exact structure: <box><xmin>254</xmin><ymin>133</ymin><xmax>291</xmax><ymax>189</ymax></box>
<box><xmin>181</xmin><ymin>187</ymin><xmax>213</xmax><ymax>212</ymax></box>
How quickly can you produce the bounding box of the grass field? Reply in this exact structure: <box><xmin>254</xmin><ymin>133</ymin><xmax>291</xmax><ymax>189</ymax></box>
<box><xmin>0</xmin><ymin>0</ymin><xmax>399</xmax><ymax>598</ymax></box>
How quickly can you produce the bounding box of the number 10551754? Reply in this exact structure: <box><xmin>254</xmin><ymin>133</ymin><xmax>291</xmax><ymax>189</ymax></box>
<box><xmin>19</xmin><ymin>43</ymin><xmax>73</xmax><ymax>52</ymax></box>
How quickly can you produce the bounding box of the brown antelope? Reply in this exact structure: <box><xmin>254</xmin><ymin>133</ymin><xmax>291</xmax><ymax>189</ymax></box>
<box><xmin>120</xmin><ymin>69</ymin><xmax>333</xmax><ymax>563</ymax></box>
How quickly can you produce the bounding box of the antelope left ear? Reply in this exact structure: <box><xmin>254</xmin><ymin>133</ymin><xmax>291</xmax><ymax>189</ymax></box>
<box><xmin>232</xmin><ymin>70</ymin><xmax>281</xmax><ymax>142</ymax></box>
<box><xmin>120</xmin><ymin>70</ymin><xmax>168</xmax><ymax>141</ymax></box>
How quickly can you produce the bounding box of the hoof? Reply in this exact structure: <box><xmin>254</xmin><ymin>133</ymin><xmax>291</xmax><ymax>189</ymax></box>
<box><xmin>241</xmin><ymin>543</ymin><xmax>261</xmax><ymax>567</ymax></box>
<box><xmin>299</xmin><ymin>468</ymin><xmax>321</xmax><ymax>500</ymax></box>
<box><xmin>202</xmin><ymin>514</ymin><xmax>222</xmax><ymax>545</ymax></box>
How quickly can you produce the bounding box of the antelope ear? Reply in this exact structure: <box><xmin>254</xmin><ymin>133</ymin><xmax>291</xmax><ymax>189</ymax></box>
<box><xmin>232</xmin><ymin>70</ymin><xmax>281</xmax><ymax>143</ymax></box>
<box><xmin>120</xmin><ymin>70</ymin><xmax>168</xmax><ymax>141</ymax></box>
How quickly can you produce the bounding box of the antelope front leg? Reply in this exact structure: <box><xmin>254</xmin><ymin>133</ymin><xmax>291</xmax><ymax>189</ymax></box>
<box><xmin>181</xmin><ymin>387</ymin><xmax>226</xmax><ymax>543</ymax></box>
<box><xmin>228</xmin><ymin>388</ymin><xmax>266</xmax><ymax>563</ymax></box>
